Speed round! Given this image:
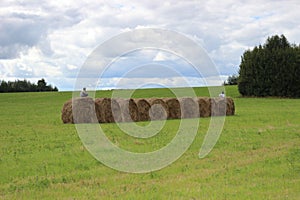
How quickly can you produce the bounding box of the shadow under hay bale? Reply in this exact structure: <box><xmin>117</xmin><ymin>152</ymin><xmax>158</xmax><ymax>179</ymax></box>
<box><xmin>134</xmin><ymin>98</ymin><xmax>151</xmax><ymax>121</ymax></box>
<box><xmin>163</xmin><ymin>98</ymin><xmax>181</xmax><ymax>119</ymax></box>
<box><xmin>72</xmin><ymin>97</ymin><xmax>98</xmax><ymax>123</ymax></box>
<box><xmin>117</xmin><ymin>98</ymin><xmax>139</xmax><ymax>122</ymax></box>
<box><xmin>179</xmin><ymin>97</ymin><xmax>199</xmax><ymax>118</ymax></box>
<box><xmin>148</xmin><ymin>98</ymin><xmax>169</xmax><ymax>121</ymax></box>
<box><xmin>61</xmin><ymin>99</ymin><xmax>73</xmax><ymax>123</ymax></box>
<box><xmin>198</xmin><ymin>97</ymin><xmax>211</xmax><ymax>117</ymax></box>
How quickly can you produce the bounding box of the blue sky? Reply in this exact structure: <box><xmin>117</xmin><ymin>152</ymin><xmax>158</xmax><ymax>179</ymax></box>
<box><xmin>0</xmin><ymin>0</ymin><xmax>300</xmax><ymax>91</ymax></box>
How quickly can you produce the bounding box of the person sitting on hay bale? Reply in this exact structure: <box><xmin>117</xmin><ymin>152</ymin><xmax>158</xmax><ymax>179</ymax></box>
<box><xmin>80</xmin><ymin>88</ymin><xmax>88</xmax><ymax>97</ymax></box>
<box><xmin>219</xmin><ymin>91</ymin><xmax>225</xmax><ymax>98</ymax></box>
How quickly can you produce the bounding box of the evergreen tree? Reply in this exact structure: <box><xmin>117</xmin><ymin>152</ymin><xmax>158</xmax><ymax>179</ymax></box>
<box><xmin>0</xmin><ymin>79</ymin><xmax>59</xmax><ymax>93</ymax></box>
<box><xmin>37</xmin><ymin>79</ymin><xmax>47</xmax><ymax>91</ymax></box>
<box><xmin>224</xmin><ymin>75</ymin><xmax>239</xmax><ymax>85</ymax></box>
<box><xmin>238</xmin><ymin>34</ymin><xmax>300</xmax><ymax>98</ymax></box>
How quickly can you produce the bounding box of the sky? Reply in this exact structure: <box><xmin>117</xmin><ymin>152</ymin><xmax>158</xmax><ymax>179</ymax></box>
<box><xmin>0</xmin><ymin>0</ymin><xmax>299</xmax><ymax>91</ymax></box>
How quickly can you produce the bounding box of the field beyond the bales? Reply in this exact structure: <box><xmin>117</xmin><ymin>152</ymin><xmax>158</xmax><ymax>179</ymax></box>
<box><xmin>0</xmin><ymin>86</ymin><xmax>299</xmax><ymax>199</ymax></box>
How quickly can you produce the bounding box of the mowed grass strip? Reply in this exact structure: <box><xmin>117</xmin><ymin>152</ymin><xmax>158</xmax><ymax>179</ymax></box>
<box><xmin>0</xmin><ymin>86</ymin><xmax>299</xmax><ymax>199</ymax></box>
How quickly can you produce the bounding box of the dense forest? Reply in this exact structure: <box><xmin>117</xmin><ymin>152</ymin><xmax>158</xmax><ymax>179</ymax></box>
<box><xmin>238</xmin><ymin>34</ymin><xmax>300</xmax><ymax>97</ymax></box>
<box><xmin>0</xmin><ymin>78</ymin><xmax>58</xmax><ymax>93</ymax></box>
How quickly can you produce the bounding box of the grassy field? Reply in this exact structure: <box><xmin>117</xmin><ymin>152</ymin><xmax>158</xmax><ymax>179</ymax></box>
<box><xmin>0</xmin><ymin>86</ymin><xmax>299</xmax><ymax>199</ymax></box>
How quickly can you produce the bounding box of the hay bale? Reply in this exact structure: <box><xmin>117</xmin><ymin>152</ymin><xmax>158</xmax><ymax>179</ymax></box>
<box><xmin>101</xmin><ymin>98</ymin><xmax>114</xmax><ymax>123</ymax></box>
<box><xmin>94</xmin><ymin>98</ymin><xmax>108</xmax><ymax>123</ymax></box>
<box><xmin>61</xmin><ymin>99</ymin><xmax>73</xmax><ymax>123</ymax></box>
<box><xmin>62</xmin><ymin>96</ymin><xmax>235</xmax><ymax>124</ymax></box>
<box><xmin>218</xmin><ymin>97</ymin><xmax>227</xmax><ymax>116</ymax></box>
<box><xmin>179</xmin><ymin>97</ymin><xmax>199</xmax><ymax>118</ymax></box>
<box><xmin>72</xmin><ymin>97</ymin><xmax>98</xmax><ymax>123</ymax></box>
<box><xmin>163</xmin><ymin>98</ymin><xmax>181</xmax><ymax>119</ymax></box>
<box><xmin>210</xmin><ymin>97</ymin><xmax>226</xmax><ymax>116</ymax></box>
<box><xmin>197</xmin><ymin>97</ymin><xmax>211</xmax><ymax>117</ymax></box>
<box><xmin>210</xmin><ymin>98</ymin><xmax>217</xmax><ymax>116</ymax></box>
<box><xmin>226</xmin><ymin>97</ymin><xmax>235</xmax><ymax>116</ymax></box>
<box><xmin>148</xmin><ymin>98</ymin><xmax>169</xmax><ymax>120</ymax></box>
<box><xmin>111</xmin><ymin>98</ymin><xmax>122</xmax><ymax>122</ymax></box>
<box><xmin>95</xmin><ymin>98</ymin><xmax>122</xmax><ymax>123</ymax></box>
<box><xmin>94</xmin><ymin>98</ymin><xmax>104</xmax><ymax>123</ymax></box>
<box><xmin>134</xmin><ymin>98</ymin><xmax>151</xmax><ymax>121</ymax></box>
<box><xmin>116</xmin><ymin>98</ymin><xmax>139</xmax><ymax>122</ymax></box>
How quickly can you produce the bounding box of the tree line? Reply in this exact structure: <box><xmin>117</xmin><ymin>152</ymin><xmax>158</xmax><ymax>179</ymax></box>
<box><xmin>223</xmin><ymin>75</ymin><xmax>238</xmax><ymax>85</ymax></box>
<box><xmin>0</xmin><ymin>79</ymin><xmax>58</xmax><ymax>93</ymax></box>
<box><xmin>238</xmin><ymin>34</ymin><xmax>300</xmax><ymax>97</ymax></box>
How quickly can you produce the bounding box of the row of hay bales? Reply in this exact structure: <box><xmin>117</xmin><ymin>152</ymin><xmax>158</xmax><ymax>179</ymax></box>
<box><xmin>61</xmin><ymin>97</ymin><xmax>235</xmax><ymax>124</ymax></box>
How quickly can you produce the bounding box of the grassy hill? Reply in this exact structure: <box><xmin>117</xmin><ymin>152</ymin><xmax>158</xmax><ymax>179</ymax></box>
<box><xmin>0</xmin><ymin>86</ymin><xmax>299</xmax><ymax>199</ymax></box>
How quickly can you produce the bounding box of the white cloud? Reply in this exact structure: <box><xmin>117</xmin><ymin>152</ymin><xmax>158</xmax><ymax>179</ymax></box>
<box><xmin>0</xmin><ymin>0</ymin><xmax>300</xmax><ymax>91</ymax></box>
<box><xmin>153</xmin><ymin>51</ymin><xmax>179</xmax><ymax>62</ymax></box>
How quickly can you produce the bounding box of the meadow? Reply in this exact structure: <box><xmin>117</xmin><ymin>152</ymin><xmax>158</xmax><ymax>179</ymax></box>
<box><xmin>0</xmin><ymin>86</ymin><xmax>299</xmax><ymax>199</ymax></box>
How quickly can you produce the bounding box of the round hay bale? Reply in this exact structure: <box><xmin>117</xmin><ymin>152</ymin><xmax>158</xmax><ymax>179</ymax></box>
<box><xmin>111</xmin><ymin>98</ymin><xmax>122</xmax><ymax>122</ymax></box>
<box><xmin>210</xmin><ymin>98</ymin><xmax>217</xmax><ymax>116</ymax></box>
<box><xmin>95</xmin><ymin>98</ymin><xmax>122</xmax><ymax>123</ymax></box>
<box><xmin>116</xmin><ymin>98</ymin><xmax>139</xmax><ymax>122</ymax></box>
<box><xmin>72</xmin><ymin>97</ymin><xmax>98</xmax><ymax>123</ymax></box>
<box><xmin>179</xmin><ymin>97</ymin><xmax>199</xmax><ymax>118</ymax></box>
<box><xmin>62</xmin><ymin>97</ymin><xmax>235</xmax><ymax>124</ymax></box>
<box><xmin>148</xmin><ymin>98</ymin><xmax>169</xmax><ymax>121</ymax></box>
<box><xmin>226</xmin><ymin>97</ymin><xmax>235</xmax><ymax>116</ymax></box>
<box><xmin>134</xmin><ymin>98</ymin><xmax>151</xmax><ymax>121</ymax></box>
<box><xmin>163</xmin><ymin>98</ymin><xmax>181</xmax><ymax>119</ymax></box>
<box><xmin>61</xmin><ymin>99</ymin><xmax>73</xmax><ymax>123</ymax></box>
<box><xmin>94</xmin><ymin>98</ymin><xmax>109</xmax><ymax>123</ymax></box>
<box><xmin>94</xmin><ymin>98</ymin><xmax>104</xmax><ymax>123</ymax></box>
<box><xmin>101</xmin><ymin>98</ymin><xmax>113</xmax><ymax>123</ymax></box>
<box><xmin>197</xmin><ymin>97</ymin><xmax>211</xmax><ymax>117</ymax></box>
<box><xmin>218</xmin><ymin>97</ymin><xmax>227</xmax><ymax>116</ymax></box>
<box><xmin>210</xmin><ymin>97</ymin><xmax>226</xmax><ymax>116</ymax></box>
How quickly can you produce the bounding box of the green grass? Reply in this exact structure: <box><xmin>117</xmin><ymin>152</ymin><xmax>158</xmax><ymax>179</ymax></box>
<box><xmin>0</xmin><ymin>86</ymin><xmax>299</xmax><ymax>199</ymax></box>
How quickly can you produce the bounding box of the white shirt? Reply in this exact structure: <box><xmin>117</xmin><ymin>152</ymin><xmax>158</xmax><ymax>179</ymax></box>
<box><xmin>80</xmin><ymin>90</ymin><xmax>88</xmax><ymax>97</ymax></box>
<box><xmin>219</xmin><ymin>93</ymin><xmax>225</xmax><ymax>98</ymax></box>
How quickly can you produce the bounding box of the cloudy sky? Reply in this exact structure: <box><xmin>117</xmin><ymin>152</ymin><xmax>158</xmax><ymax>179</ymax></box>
<box><xmin>0</xmin><ymin>0</ymin><xmax>299</xmax><ymax>91</ymax></box>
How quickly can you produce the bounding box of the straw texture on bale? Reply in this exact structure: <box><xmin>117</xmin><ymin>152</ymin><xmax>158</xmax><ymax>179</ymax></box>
<box><xmin>226</xmin><ymin>97</ymin><xmax>235</xmax><ymax>116</ymax></box>
<box><xmin>94</xmin><ymin>98</ymin><xmax>105</xmax><ymax>123</ymax></box>
<box><xmin>134</xmin><ymin>98</ymin><xmax>151</xmax><ymax>121</ymax></box>
<box><xmin>71</xmin><ymin>97</ymin><xmax>98</xmax><ymax>124</ymax></box>
<box><xmin>178</xmin><ymin>97</ymin><xmax>199</xmax><ymax>118</ymax></box>
<box><xmin>148</xmin><ymin>98</ymin><xmax>169</xmax><ymax>120</ymax></box>
<box><xmin>210</xmin><ymin>97</ymin><xmax>226</xmax><ymax>116</ymax></box>
<box><xmin>111</xmin><ymin>98</ymin><xmax>123</xmax><ymax>122</ymax></box>
<box><xmin>163</xmin><ymin>98</ymin><xmax>181</xmax><ymax>119</ymax></box>
<box><xmin>210</xmin><ymin>97</ymin><xmax>235</xmax><ymax>116</ymax></box>
<box><xmin>197</xmin><ymin>97</ymin><xmax>211</xmax><ymax>117</ymax></box>
<box><xmin>95</xmin><ymin>98</ymin><xmax>122</xmax><ymax>123</ymax></box>
<box><xmin>62</xmin><ymin>96</ymin><xmax>235</xmax><ymax>124</ymax></box>
<box><xmin>61</xmin><ymin>99</ymin><xmax>73</xmax><ymax>123</ymax></box>
<box><xmin>116</xmin><ymin>98</ymin><xmax>139</xmax><ymax>122</ymax></box>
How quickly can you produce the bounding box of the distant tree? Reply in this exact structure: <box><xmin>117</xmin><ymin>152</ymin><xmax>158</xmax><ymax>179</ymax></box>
<box><xmin>53</xmin><ymin>86</ymin><xmax>59</xmax><ymax>92</ymax></box>
<box><xmin>0</xmin><ymin>80</ymin><xmax>8</xmax><ymax>92</ymax></box>
<box><xmin>37</xmin><ymin>79</ymin><xmax>47</xmax><ymax>91</ymax></box>
<box><xmin>238</xmin><ymin>34</ymin><xmax>300</xmax><ymax>97</ymax></box>
<box><xmin>224</xmin><ymin>75</ymin><xmax>239</xmax><ymax>85</ymax></box>
<box><xmin>0</xmin><ymin>78</ymin><xmax>59</xmax><ymax>93</ymax></box>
